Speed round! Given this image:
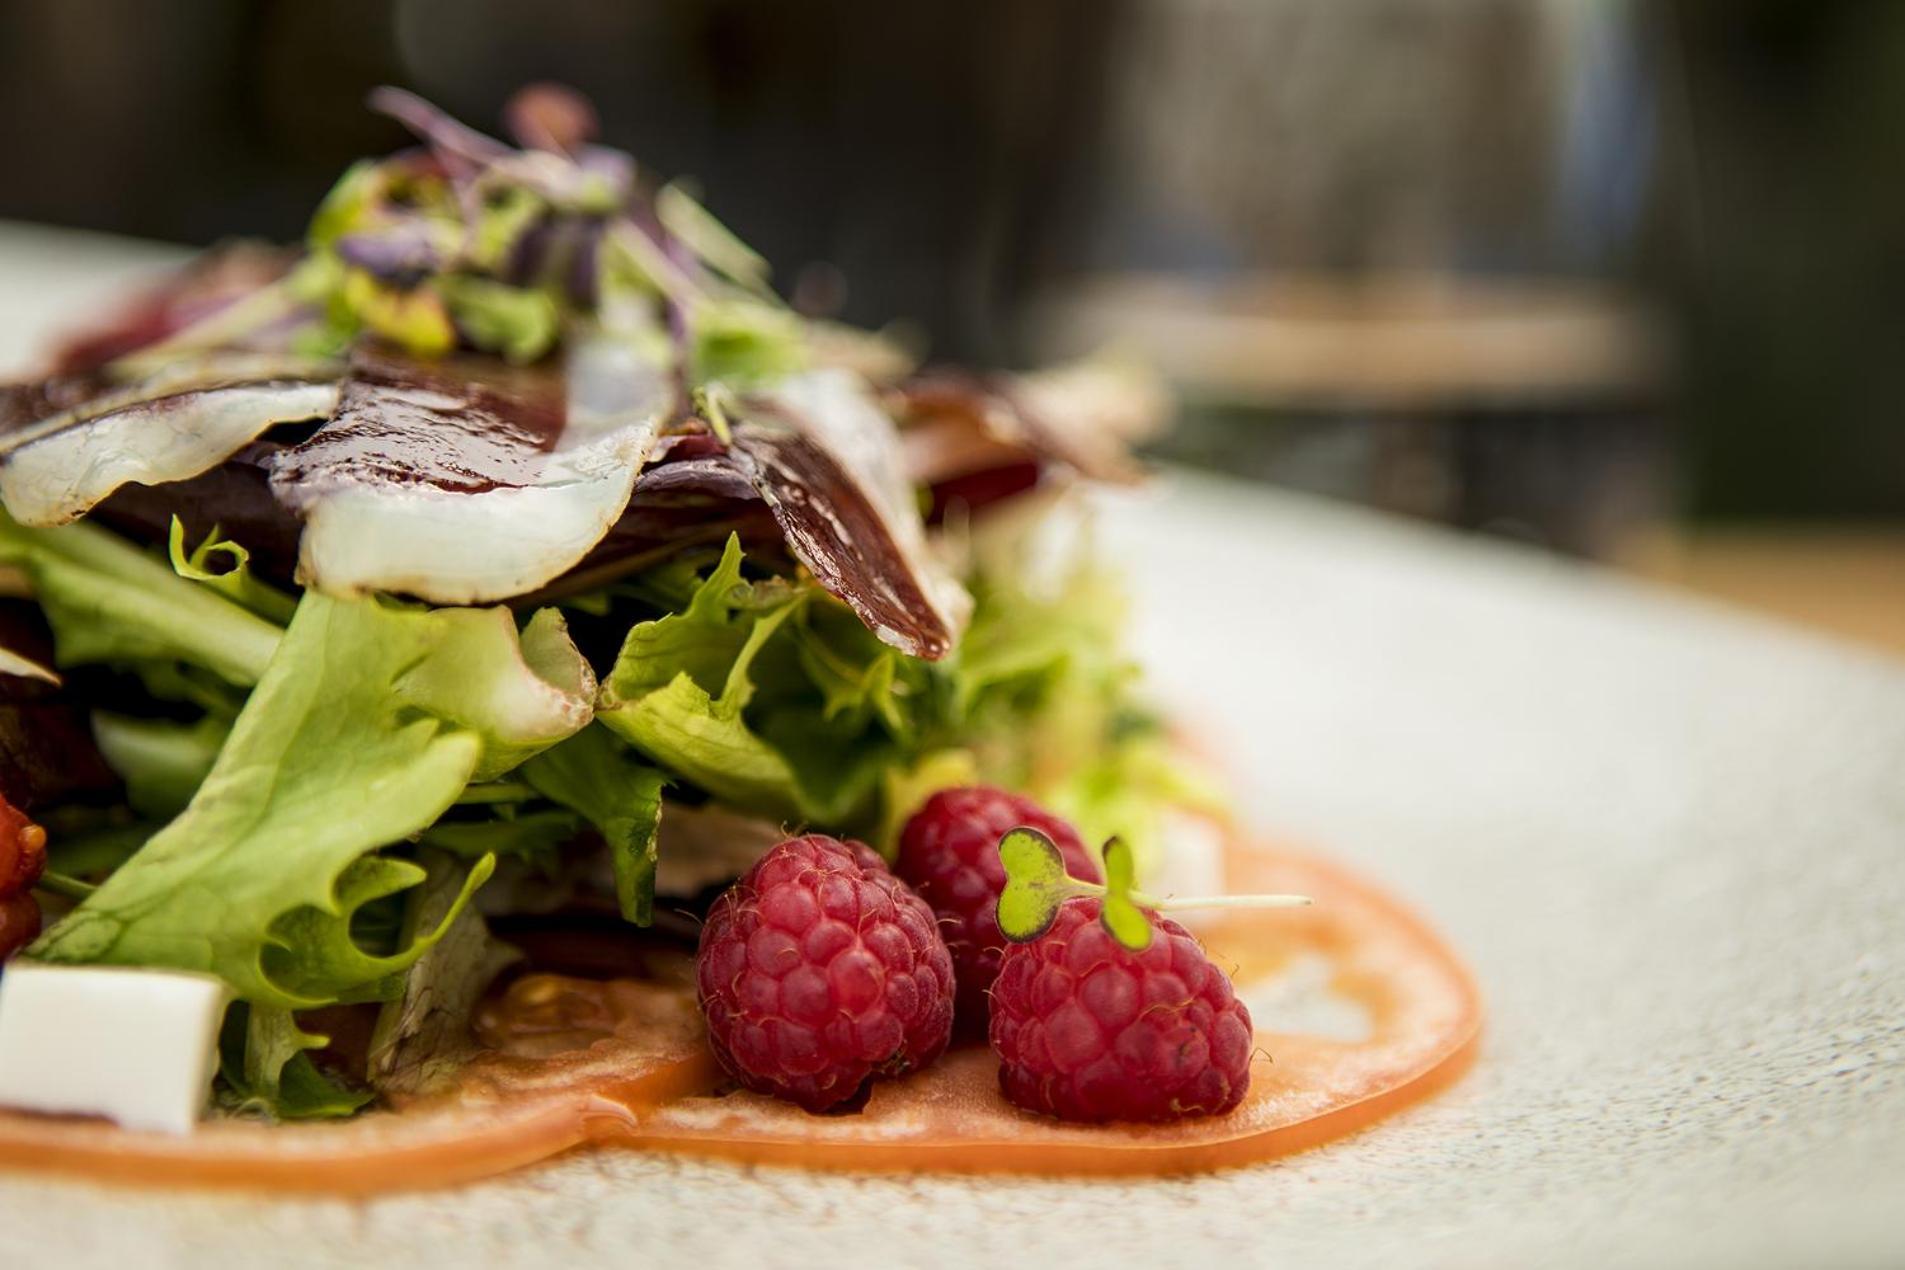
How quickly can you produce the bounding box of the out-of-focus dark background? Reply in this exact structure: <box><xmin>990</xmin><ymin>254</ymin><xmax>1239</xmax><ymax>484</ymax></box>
<box><xmin>0</xmin><ymin>0</ymin><xmax>1899</xmax><ymax>647</ymax></box>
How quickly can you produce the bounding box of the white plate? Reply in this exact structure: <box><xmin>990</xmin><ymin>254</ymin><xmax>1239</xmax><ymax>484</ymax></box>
<box><xmin>1</xmin><ymin>227</ymin><xmax>1901</xmax><ymax>1269</ymax></box>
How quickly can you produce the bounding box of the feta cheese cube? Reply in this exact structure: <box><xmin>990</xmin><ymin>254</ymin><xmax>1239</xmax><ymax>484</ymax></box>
<box><xmin>0</xmin><ymin>962</ymin><xmax>228</xmax><ymax>1134</ymax></box>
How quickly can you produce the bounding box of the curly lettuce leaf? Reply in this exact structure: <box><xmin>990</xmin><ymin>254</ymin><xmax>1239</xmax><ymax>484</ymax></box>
<box><xmin>936</xmin><ymin>557</ymin><xmax>1218</xmax><ymax>878</ymax></box>
<box><xmin>521</xmin><ymin>724</ymin><xmax>667</xmax><ymax>924</ymax></box>
<box><xmin>219</xmin><ymin>1003</ymin><xmax>371</xmax><ymax>1120</ymax></box>
<box><xmin>31</xmin><ymin>591</ymin><xmax>587</xmax><ymax>1008</ymax></box>
<box><xmin>366</xmin><ymin>851</ymin><xmax>521</xmax><ymax>1100</ymax></box>
<box><xmin>0</xmin><ymin>512</ymin><xmax>281</xmax><ymax>688</ymax></box>
<box><xmin>396</xmin><ymin>606</ymin><xmax>596</xmax><ymax>782</ymax></box>
<box><xmin>595</xmin><ymin>537</ymin><xmax>817</xmax><ymax>818</ymax></box>
<box><xmin>587</xmin><ymin>528</ymin><xmax>1203</xmax><ymax>858</ymax></box>
<box><xmin>263</xmin><ymin>853</ymin><xmax>494</xmax><ymax>1007</ymax></box>
<box><xmin>166</xmin><ymin>517</ymin><xmax>298</xmax><ymax>624</ymax></box>
<box><xmin>90</xmin><ymin>712</ymin><xmax>229</xmax><ymax>820</ymax></box>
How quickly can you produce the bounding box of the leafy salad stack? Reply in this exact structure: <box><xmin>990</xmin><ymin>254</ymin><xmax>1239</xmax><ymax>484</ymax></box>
<box><xmin>0</xmin><ymin>87</ymin><xmax>1231</xmax><ymax>1124</ymax></box>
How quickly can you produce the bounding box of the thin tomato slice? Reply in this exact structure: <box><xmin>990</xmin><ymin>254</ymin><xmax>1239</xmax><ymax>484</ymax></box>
<box><xmin>597</xmin><ymin>843</ymin><xmax>1480</xmax><ymax>1174</ymax></box>
<box><xmin>0</xmin><ymin>841</ymin><xmax>1478</xmax><ymax>1190</ymax></box>
<box><xmin>0</xmin><ymin>977</ymin><xmax>715</xmax><ymax>1194</ymax></box>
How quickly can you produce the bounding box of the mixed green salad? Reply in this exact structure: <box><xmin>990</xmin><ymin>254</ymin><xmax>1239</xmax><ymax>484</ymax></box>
<box><xmin>0</xmin><ymin>87</ymin><xmax>1201</xmax><ymax>1119</ymax></box>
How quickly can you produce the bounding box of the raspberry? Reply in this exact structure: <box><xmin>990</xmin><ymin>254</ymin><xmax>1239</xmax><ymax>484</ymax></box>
<box><xmin>988</xmin><ymin>898</ymin><xmax>1253</xmax><ymax>1122</ymax></box>
<box><xmin>695</xmin><ymin>834</ymin><xmax>954</xmax><ymax>1112</ymax></box>
<box><xmin>896</xmin><ymin>786</ymin><xmax>1101</xmax><ymax>1027</ymax></box>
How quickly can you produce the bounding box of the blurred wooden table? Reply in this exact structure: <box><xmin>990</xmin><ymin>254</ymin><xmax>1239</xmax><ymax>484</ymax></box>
<box><xmin>1621</xmin><ymin>527</ymin><xmax>1905</xmax><ymax>658</ymax></box>
<box><xmin>1032</xmin><ymin>270</ymin><xmax>1666</xmax><ymax>409</ymax></box>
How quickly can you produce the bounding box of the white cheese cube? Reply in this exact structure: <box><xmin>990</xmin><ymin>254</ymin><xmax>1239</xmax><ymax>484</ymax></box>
<box><xmin>0</xmin><ymin>962</ymin><xmax>228</xmax><ymax>1134</ymax></box>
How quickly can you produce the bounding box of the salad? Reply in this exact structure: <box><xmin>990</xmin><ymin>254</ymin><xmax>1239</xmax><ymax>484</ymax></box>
<box><xmin>0</xmin><ymin>88</ymin><xmax>1477</xmax><ymax>1182</ymax></box>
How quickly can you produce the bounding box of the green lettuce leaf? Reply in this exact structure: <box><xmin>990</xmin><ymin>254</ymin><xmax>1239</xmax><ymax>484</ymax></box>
<box><xmin>166</xmin><ymin>517</ymin><xmax>298</xmax><ymax>624</ymax></box>
<box><xmin>32</xmin><ymin>591</ymin><xmax>587</xmax><ymax>1008</ymax></box>
<box><xmin>218</xmin><ymin>1003</ymin><xmax>371</xmax><ymax>1120</ymax></box>
<box><xmin>418</xmin><ymin>808</ymin><xmax>582</xmax><ymax>865</ymax></box>
<box><xmin>690</xmin><ymin>298</ymin><xmax>808</xmax><ymax>385</ymax></box>
<box><xmin>366</xmin><ymin>851</ymin><xmax>521</xmax><ymax>1100</ymax></box>
<box><xmin>595</xmin><ymin>537</ymin><xmax>821</xmax><ymax>820</ymax></box>
<box><xmin>521</xmin><ymin>724</ymin><xmax>667</xmax><ymax>924</ymax></box>
<box><xmin>587</xmin><ymin>532</ymin><xmax>1206</xmax><ymax>860</ymax></box>
<box><xmin>89</xmin><ymin>712</ymin><xmax>229</xmax><ymax>820</ymax></box>
<box><xmin>438</xmin><ymin>275</ymin><xmax>561</xmax><ymax>364</ymax></box>
<box><xmin>0</xmin><ymin>513</ymin><xmax>281</xmax><ymax>688</ymax></box>
<box><xmin>395</xmin><ymin>606</ymin><xmax>596</xmax><ymax>782</ymax></box>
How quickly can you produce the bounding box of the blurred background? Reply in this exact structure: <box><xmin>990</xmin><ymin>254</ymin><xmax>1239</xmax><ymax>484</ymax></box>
<box><xmin>0</xmin><ymin>0</ymin><xmax>1898</xmax><ymax>650</ymax></box>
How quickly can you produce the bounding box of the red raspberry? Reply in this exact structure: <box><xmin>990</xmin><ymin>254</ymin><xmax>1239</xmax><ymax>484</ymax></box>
<box><xmin>988</xmin><ymin>898</ymin><xmax>1253</xmax><ymax>1122</ymax></box>
<box><xmin>695</xmin><ymin>834</ymin><xmax>954</xmax><ymax>1112</ymax></box>
<box><xmin>896</xmin><ymin>787</ymin><xmax>1101</xmax><ymax>1027</ymax></box>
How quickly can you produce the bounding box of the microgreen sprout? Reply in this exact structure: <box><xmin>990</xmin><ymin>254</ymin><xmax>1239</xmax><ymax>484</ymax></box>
<box><xmin>996</xmin><ymin>827</ymin><xmax>1312</xmax><ymax>951</ymax></box>
<box><xmin>693</xmin><ymin>384</ymin><xmax>734</xmax><ymax>444</ymax></box>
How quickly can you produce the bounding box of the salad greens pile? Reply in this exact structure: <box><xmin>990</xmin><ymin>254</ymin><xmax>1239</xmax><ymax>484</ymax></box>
<box><xmin>0</xmin><ymin>88</ymin><xmax>1200</xmax><ymax>1120</ymax></box>
<box><xmin>1</xmin><ymin>501</ymin><xmax>1189</xmax><ymax>1117</ymax></box>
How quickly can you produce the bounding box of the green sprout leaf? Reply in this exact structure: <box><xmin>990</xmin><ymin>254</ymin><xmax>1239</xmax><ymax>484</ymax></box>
<box><xmin>1098</xmin><ymin>837</ymin><xmax>1153</xmax><ymax>951</ymax></box>
<box><xmin>306</xmin><ymin>159</ymin><xmax>386</xmax><ymax>251</ymax></box>
<box><xmin>996</xmin><ymin>826</ymin><xmax>1077</xmax><ymax>943</ymax></box>
<box><xmin>996</xmin><ymin>829</ymin><xmax>1156</xmax><ymax>951</ymax></box>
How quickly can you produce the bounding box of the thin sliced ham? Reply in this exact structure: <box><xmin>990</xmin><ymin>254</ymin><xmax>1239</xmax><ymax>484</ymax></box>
<box><xmin>1</xmin><ymin>345</ymin><xmax>976</xmax><ymax>660</ymax></box>
<box><xmin>894</xmin><ymin>356</ymin><xmax>1167</xmax><ymax>487</ymax></box>
<box><xmin>0</xmin><ymin>356</ymin><xmax>341</xmax><ymax>527</ymax></box>
<box><xmin>268</xmin><ymin>337</ymin><xmax>668</xmax><ymax>604</ymax></box>
<box><xmin>734</xmin><ymin>370</ymin><xmax>972</xmax><ymax>659</ymax></box>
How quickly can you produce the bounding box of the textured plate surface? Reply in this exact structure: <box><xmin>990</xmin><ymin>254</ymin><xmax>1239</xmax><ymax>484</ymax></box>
<box><xmin>1</xmin><ymin>226</ymin><xmax>1901</xmax><ymax>1269</ymax></box>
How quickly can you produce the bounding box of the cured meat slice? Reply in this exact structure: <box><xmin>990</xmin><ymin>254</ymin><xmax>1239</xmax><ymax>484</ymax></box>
<box><xmin>0</xmin><ymin>357</ymin><xmax>340</xmax><ymax>527</ymax></box>
<box><xmin>733</xmin><ymin>371</ymin><xmax>971</xmax><ymax>659</ymax></box>
<box><xmin>268</xmin><ymin>337</ymin><xmax>668</xmax><ymax>604</ymax></box>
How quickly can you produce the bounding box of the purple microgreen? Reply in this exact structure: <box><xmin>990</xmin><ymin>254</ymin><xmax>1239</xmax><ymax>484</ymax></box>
<box><xmin>567</xmin><ymin>217</ymin><xmax>606</xmax><ymax>307</ymax></box>
<box><xmin>607</xmin><ymin>217</ymin><xmax>705</xmax><ymax>306</ymax></box>
<box><xmin>368</xmin><ymin>86</ymin><xmax>511</xmax><ymax>174</ymax></box>
<box><xmin>656</xmin><ymin>182</ymin><xmax>775</xmax><ymax>299</ymax></box>
<box><xmin>334</xmin><ymin>224</ymin><xmax>445</xmax><ymax>289</ymax></box>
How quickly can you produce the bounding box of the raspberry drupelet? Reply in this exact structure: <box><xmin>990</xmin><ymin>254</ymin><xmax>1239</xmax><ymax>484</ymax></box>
<box><xmin>696</xmin><ymin>834</ymin><xmax>955</xmax><ymax>1112</ymax></box>
<box><xmin>896</xmin><ymin>786</ymin><xmax>1101</xmax><ymax>1027</ymax></box>
<box><xmin>988</xmin><ymin>897</ymin><xmax>1253</xmax><ymax>1122</ymax></box>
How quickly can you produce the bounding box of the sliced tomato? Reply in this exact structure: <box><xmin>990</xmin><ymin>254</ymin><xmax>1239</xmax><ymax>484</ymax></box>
<box><xmin>601</xmin><ymin>844</ymin><xmax>1480</xmax><ymax>1174</ymax></box>
<box><xmin>0</xmin><ymin>841</ymin><xmax>1478</xmax><ymax>1190</ymax></box>
<box><xmin>0</xmin><ymin>978</ymin><xmax>715</xmax><ymax>1194</ymax></box>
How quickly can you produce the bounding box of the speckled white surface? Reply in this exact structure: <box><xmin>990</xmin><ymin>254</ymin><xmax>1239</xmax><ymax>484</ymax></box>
<box><xmin>1</xmin><ymin>228</ymin><xmax>1901</xmax><ymax>1269</ymax></box>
